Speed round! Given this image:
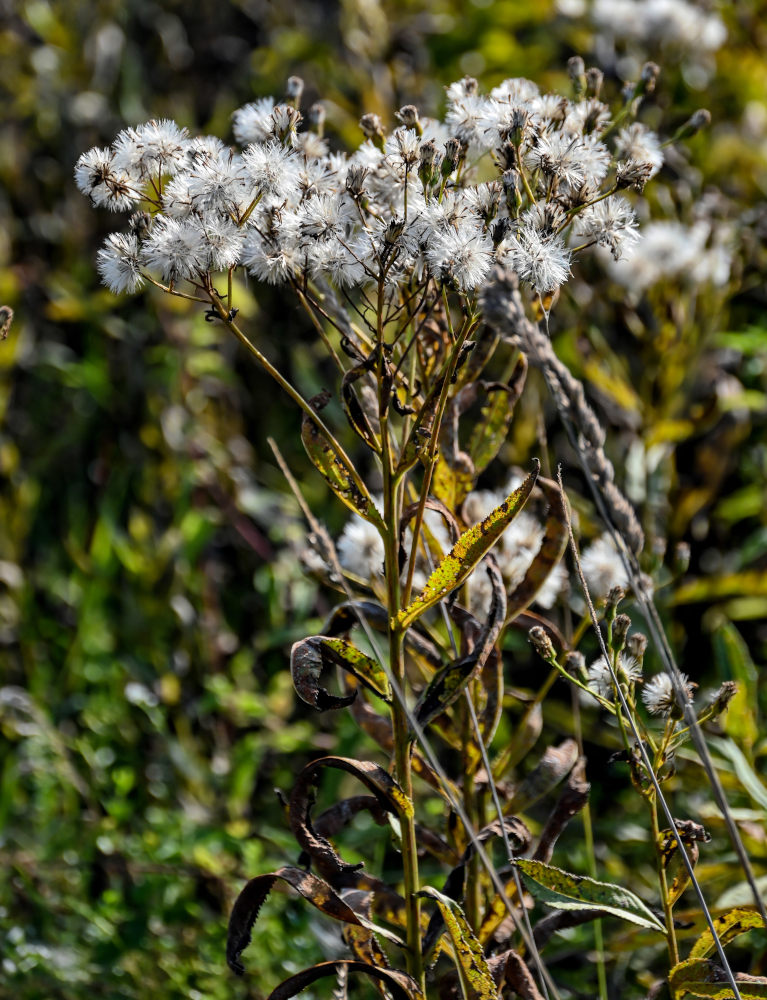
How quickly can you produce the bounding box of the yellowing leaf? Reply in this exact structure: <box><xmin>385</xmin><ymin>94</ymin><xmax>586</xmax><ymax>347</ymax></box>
<box><xmin>418</xmin><ymin>887</ymin><xmax>499</xmax><ymax>1000</ymax></box>
<box><xmin>395</xmin><ymin>462</ymin><xmax>539</xmax><ymax>630</ymax></box>
<box><xmin>515</xmin><ymin>858</ymin><xmax>665</xmax><ymax>933</ymax></box>
<box><xmin>689</xmin><ymin>906</ymin><xmax>766</xmax><ymax>959</ymax></box>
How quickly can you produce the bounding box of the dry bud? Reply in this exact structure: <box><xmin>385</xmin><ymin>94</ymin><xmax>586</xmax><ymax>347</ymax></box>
<box><xmin>396</xmin><ymin>104</ymin><xmax>421</xmax><ymax>133</ymax></box>
<box><xmin>585</xmin><ymin>67</ymin><xmax>604</xmax><ymax>98</ymax></box>
<box><xmin>442</xmin><ymin>136</ymin><xmax>463</xmax><ymax>176</ymax></box>
<box><xmin>308</xmin><ymin>102</ymin><xmax>326</xmax><ymax>134</ymax></box>
<box><xmin>0</xmin><ymin>306</ymin><xmax>13</xmax><ymax>341</ymax></box>
<box><xmin>611</xmin><ymin>613</ymin><xmax>631</xmax><ymax>652</ymax></box>
<box><xmin>626</xmin><ymin>632</ymin><xmax>648</xmax><ymax>660</ymax></box>
<box><xmin>565</xmin><ymin>650</ymin><xmax>587</xmax><ymax>679</ymax></box>
<box><xmin>673</xmin><ymin>541</ymin><xmax>691</xmax><ymax>576</ymax></box>
<box><xmin>638</xmin><ymin>61</ymin><xmax>661</xmax><ymax>97</ymax></box>
<box><xmin>568</xmin><ymin>56</ymin><xmax>586</xmax><ymax>96</ymax></box>
<box><xmin>359</xmin><ymin>112</ymin><xmax>386</xmax><ymax>148</ymax></box>
<box><xmin>529</xmin><ymin>625</ymin><xmax>556</xmax><ymax>662</ymax></box>
<box><xmin>285</xmin><ymin>75</ymin><xmax>304</xmax><ymax>104</ymax></box>
<box><xmin>616</xmin><ymin>159</ymin><xmax>653</xmax><ymax>193</ymax></box>
<box><xmin>707</xmin><ymin>680</ymin><xmax>738</xmax><ymax>719</ymax></box>
<box><xmin>673</xmin><ymin>109</ymin><xmax>712</xmax><ymax>142</ymax></box>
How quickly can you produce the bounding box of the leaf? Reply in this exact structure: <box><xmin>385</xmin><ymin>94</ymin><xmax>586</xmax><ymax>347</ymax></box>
<box><xmin>506</xmin><ymin>739</ymin><xmax>579</xmax><ymax>813</ymax></box>
<box><xmin>506</xmin><ymin>477</ymin><xmax>568</xmax><ymax>620</ymax></box>
<box><xmin>396</xmin><ymin>374</ymin><xmax>446</xmax><ymax>476</ymax></box>
<box><xmin>657</xmin><ymin>820</ymin><xmax>709</xmax><ymax>908</ymax></box>
<box><xmin>289</xmin><ymin>756</ymin><xmax>412</xmax><ymax>881</ymax></box>
<box><xmin>712</xmin><ymin>622</ymin><xmax>759</xmax><ymax>748</ymax></box>
<box><xmin>227</xmin><ymin>865</ymin><xmax>365</xmax><ymax>974</ymax></box>
<box><xmin>395</xmin><ymin>461</ymin><xmax>539</xmax><ymax>630</ymax></box>
<box><xmin>324</xmin><ymin>600</ymin><xmax>443</xmax><ymax>670</ymax></box>
<box><xmin>689</xmin><ymin>906</ymin><xmax>766</xmax><ymax>960</ymax></box>
<box><xmin>266</xmin><ymin>961</ymin><xmax>424</xmax><ymax>1000</ymax></box>
<box><xmin>291</xmin><ymin>635</ymin><xmax>391</xmax><ymax>709</ymax></box>
<box><xmin>533</xmin><ymin>757</ymin><xmax>590</xmax><ymax>864</ymax></box>
<box><xmin>415</xmin><ymin>558</ymin><xmax>506</xmax><ymax>730</ymax></box>
<box><xmin>301</xmin><ymin>396</ymin><xmax>383</xmax><ymax>527</ymax></box>
<box><xmin>467</xmin><ymin>359</ymin><xmax>527</xmax><ymax>476</ymax></box>
<box><xmin>423</xmin><ymin>817</ymin><xmax>531</xmax><ymax>960</ymax></box>
<box><xmin>341</xmin><ymin>364</ymin><xmax>380</xmax><ymax>453</ymax></box>
<box><xmin>418</xmin><ymin>887</ymin><xmax>500</xmax><ymax>1000</ymax></box>
<box><xmin>515</xmin><ymin>858</ymin><xmax>665</xmax><ymax>933</ymax></box>
<box><xmin>669</xmin><ymin>959</ymin><xmax>767</xmax><ymax>1000</ymax></box>
<box><xmin>708</xmin><ymin>735</ymin><xmax>767</xmax><ymax>811</ymax></box>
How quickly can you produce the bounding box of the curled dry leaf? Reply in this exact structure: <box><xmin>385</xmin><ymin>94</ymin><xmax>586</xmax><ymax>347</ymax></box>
<box><xmin>324</xmin><ymin>599</ymin><xmax>443</xmax><ymax>670</ymax></box>
<box><xmin>291</xmin><ymin>634</ymin><xmax>391</xmax><ymax>710</ymax></box>
<box><xmin>396</xmin><ymin>461</ymin><xmax>539</xmax><ymax>631</ymax></box>
<box><xmin>505</xmin><ymin>476</ymin><xmax>569</xmax><ymax>621</ymax></box>
<box><xmin>533</xmin><ymin>757</ymin><xmax>590</xmax><ymax>863</ymax></box>
<box><xmin>266</xmin><ymin>960</ymin><xmax>424</xmax><ymax>1000</ymax></box>
<box><xmin>506</xmin><ymin>738</ymin><xmax>579</xmax><ymax>813</ymax></box>
<box><xmin>227</xmin><ymin>865</ymin><xmax>364</xmax><ymax>975</ymax></box>
<box><xmin>289</xmin><ymin>756</ymin><xmax>412</xmax><ymax>882</ymax></box>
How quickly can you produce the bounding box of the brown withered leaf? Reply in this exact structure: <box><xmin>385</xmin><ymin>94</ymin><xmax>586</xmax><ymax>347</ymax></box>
<box><xmin>533</xmin><ymin>757</ymin><xmax>590</xmax><ymax>863</ymax></box>
<box><xmin>289</xmin><ymin>756</ymin><xmax>412</xmax><ymax>882</ymax></box>
<box><xmin>506</xmin><ymin>476</ymin><xmax>568</xmax><ymax>621</ymax></box>
<box><xmin>227</xmin><ymin>866</ymin><xmax>364</xmax><ymax>975</ymax></box>
<box><xmin>488</xmin><ymin>950</ymin><xmax>544</xmax><ymax>1000</ymax></box>
<box><xmin>340</xmin><ymin>890</ymin><xmax>390</xmax><ymax>974</ymax></box>
<box><xmin>396</xmin><ymin>373</ymin><xmax>447</xmax><ymax>475</ymax></box>
<box><xmin>267</xmin><ymin>961</ymin><xmax>424</xmax><ymax>1000</ymax></box>
<box><xmin>506</xmin><ymin>739</ymin><xmax>579</xmax><ymax>813</ymax></box>
<box><xmin>347</xmin><ymin>693</ymin><xmax>448</xmax><ymax>794</ymax></box>
<box><xmin>291</xmin><ymin>635</ymin><xmax>391</xmax><ymax>710</ymax></box>
<box><xmin>414</xmin><ymin>557</ymin><xmax>506</xmax><ymax>730</ymax></box>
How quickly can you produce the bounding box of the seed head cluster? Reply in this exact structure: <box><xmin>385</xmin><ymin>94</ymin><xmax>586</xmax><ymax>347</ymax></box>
<box><xmin>76</xmin><ymin>71</ymin><xmax>665</xmax><ymax>298</ymax></box>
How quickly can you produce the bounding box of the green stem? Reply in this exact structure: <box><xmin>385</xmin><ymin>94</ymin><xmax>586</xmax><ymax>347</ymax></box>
<box><xmin>207</xmin><ymin>289</ymin><xmax>373</xmax><ymax>509</ymax></box>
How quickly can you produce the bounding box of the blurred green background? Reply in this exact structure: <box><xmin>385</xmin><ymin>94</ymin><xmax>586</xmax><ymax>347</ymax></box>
<box><xmin>1</xmin><ymin>1</ymin><xmax>766</xmax><ymax>997</ymax></box>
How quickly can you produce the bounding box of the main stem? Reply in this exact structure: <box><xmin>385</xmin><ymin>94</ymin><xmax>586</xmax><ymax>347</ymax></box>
<box><xmin>378</xmin><ymin>278</ymin><xmax>424</xmax><ymax>990</ymax></box>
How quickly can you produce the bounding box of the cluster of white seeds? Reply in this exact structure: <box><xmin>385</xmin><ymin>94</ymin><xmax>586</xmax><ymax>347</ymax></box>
<box><xmin>75</xmin><ymin>71</ymin><xmax>665</xmax><ymax>300</ymax></box>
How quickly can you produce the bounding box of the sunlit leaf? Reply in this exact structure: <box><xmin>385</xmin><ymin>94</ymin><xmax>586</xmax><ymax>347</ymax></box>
<box><xmin>395</xmin><ymin>461</ymin><xmax>539</xmax><ymax>630</ymax></box>
<box><xmin>418</xmin><ymin>886</ymin><xmax>499</xmax><ymax>1000</ymax></box>
<box><xmin>301</xmin><ymin>397</ymin><xmax>383</xmax><ymax>526</ymax></box>
<box><xmin>515</xmin><ymin>859</ymin><xmax>665</xmax><ymax>932</ymax></box>
<box><xmin>669</xmin><ymin>959</ymin><xmax>767</xmax><ymax>1000</ymax></box>
<box><xmin>689</xmin><ymin>906</ymin><xmax>766</xmax><ymax>959</ymax></box>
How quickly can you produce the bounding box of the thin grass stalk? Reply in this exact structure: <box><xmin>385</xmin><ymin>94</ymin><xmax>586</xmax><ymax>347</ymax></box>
<box><xmin>556</xmin><ymin>465</ymin><xmax>743</xmax><ymax>1000</ymax></box>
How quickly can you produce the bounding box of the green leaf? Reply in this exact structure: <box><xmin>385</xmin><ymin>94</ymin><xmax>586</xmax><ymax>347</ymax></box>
<box><xmin>395</xmin><ymin>461</ymin><xmax>539</xmax><ymax>630</ymax></box>
<box><xmin>515</xmin><ymin>858</ymin><xmax>665</xmax><ymax>933</ymax></box>
<box><xmin>301</xmin><ymin>399</ymin><xmax>382</xmax><ymax>527</ymax></box>
<box><xmin>689</xmin><ymin>906</ymin><xmax>766</xmax><ymax>959</ymax></box>
<box><xmin>712</xmin><ymin>622</ymin><xmax>759</xmax><ymax>748</ymax></box>
<box><xmin>418</xmin><ymin>887</ymin><xmax>499</xmax><ymax>1000</ymax></box>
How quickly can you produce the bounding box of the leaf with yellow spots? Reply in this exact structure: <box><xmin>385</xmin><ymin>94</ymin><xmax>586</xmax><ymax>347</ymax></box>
<box><xmin>689</xmin><ymin>906</ymin><xmax>766</xmax><ymax>959</ymax></box>
<box><xmin>418</xmin><ymin>886</ymin><xmax>500</xmax><ymax>1000</ymax></box>
<box><xmin>515</xmin><ymin>858</ymin><xmax>665</xmax><ymax>932</ymax></box>
<box><xmin>395</xmin><ymin>461</ymin><xmax>539</xmax><ymax>630</ymax></box>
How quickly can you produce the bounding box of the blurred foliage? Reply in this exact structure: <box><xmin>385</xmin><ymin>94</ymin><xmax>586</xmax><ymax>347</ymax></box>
<box><xmin>1</xmin><ymin>0</ymin><xmax>766</xmax><ymax>997</ymax></box>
